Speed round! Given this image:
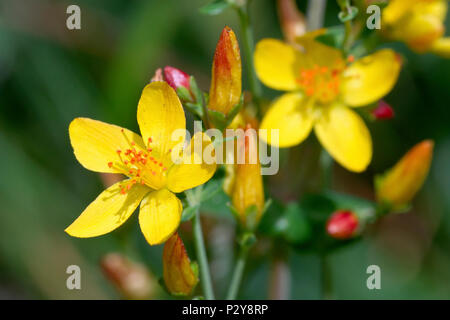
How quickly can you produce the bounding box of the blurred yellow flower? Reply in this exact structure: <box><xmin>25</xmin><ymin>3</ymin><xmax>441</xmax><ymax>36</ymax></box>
<box><xmin>254</xmin><ymin>32</ymin><xmax>402</xmax><ymax>172</ymax></box>
<box><xmin>382</xmin><ymin>0</ymin><xmax>450</xmax><ymax>57</ymax></box>
<box><xmin>65</xmin><ymin>81</ymin><xmax>216</xmax><ymax>245</ymax></box>
<box><xmin>376</xmin><ymin>140</ymin><xmax>434</xmax><ymax>210</ymax></box>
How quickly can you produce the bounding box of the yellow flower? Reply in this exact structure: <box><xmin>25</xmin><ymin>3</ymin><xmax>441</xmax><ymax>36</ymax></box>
<box><xmin>382</xmin><ymin>0</ymin><xmax>450</xmax><ymax>57</ymax></box>
<box><xmin>376</xmin><ymin>140</ymin><xmax>434</xmax><ymax>210</ymax></box>
<box><xmin>254</xmin><ymin>33</ymin><xmax>402</xmax><ymax>172</ymax></box>
<box><xmin>65</xmin><ymin>81</ymin><xmax>216</xmax><ymax>245</ymax></box>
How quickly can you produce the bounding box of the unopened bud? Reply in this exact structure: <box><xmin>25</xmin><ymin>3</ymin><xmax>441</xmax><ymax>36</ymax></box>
<box><xmin>376</xmin><ymin>140</ymin><xmax>434</xmax><ymax>210</ymax></box>
<box><xmin>100</xmin><ymin>253</ymin><xmax>155</xmax><ymax>300</ymax></box>
<box><xmin>163</xmin><ymin>233</ymin><xmax>198</xmax><ymax>296</ymax></box>
<box><xmin>231</xmin><ymin>125</ymin><xmax>264</xmax><ymax>230</ymax></box>
<box><xmin>326</xmin><ymin>210</ymin><xmax>359</xmax><ymax>239</ymax></box>
<box><xmin>372</xmin><ymin>100</ymin><xmax>395</xmax><ymax>120</ymax></box>
<box><xmin>208</xmin><ymin>26</ymin><xmax>242</xmax><ymax>116</ymax></box>
<box><xmin>164</xmin><ymin>66</ymin><xmax>191</xmax><ymax>91</ymax></box>
<box><xmin>277</xmin><ymin>0</ymin><xmax>306</xmax><ymax>44</ymax></box>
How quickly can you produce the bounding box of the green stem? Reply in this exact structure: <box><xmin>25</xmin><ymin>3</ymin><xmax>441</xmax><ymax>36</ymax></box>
<box><xmin>320</xmin><ymin>149</ymin><xmax>333</xmax><ymax>190</ymax></box>
<box><xmin>236</xmin><ymin>3</ymin><xmax>263</xmax><ymax>115</ymax></box>
<box><xmin>320</xmin><ymin>251</ymin><xmax>333</xmax><ymax>299</ymax></box>
<box><xmin>226</xmin><ymin>245</ymin><xmax>249</xmax><ymax>300</ymax></box>
<box><xmin>192</xmin><ymin>209</ymin><xmax>215</xmax><ymax>300</ymax></box>
<box><xmin>306</xmin><ymin>0</ymin><xmax>327</xmax><ymax>31</ymax></box>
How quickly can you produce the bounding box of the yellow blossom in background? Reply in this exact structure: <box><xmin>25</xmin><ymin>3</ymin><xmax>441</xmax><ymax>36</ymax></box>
<box><xmin>254</xmin><ymin>31</ymin><xmax>402</xmax><ymax>172</ymax></box>
<box><xmin>65</xmin><ymin>81</ymin><xmax>216</xmax><ymax>245</ymax></box>
<box><xmin>382</xmin><ymin>0</ymin><xmax>450</xmax><ymax>57</ymax></box>
<box><xmin>376</xmin><ymin>140</ymin><xmax>434</xmax><ymax>210</ymax></box>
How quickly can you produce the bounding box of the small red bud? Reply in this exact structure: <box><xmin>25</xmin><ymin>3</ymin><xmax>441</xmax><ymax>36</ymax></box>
<box><xmin>326</xmin><ymin>210</ymin><xmax>359</xmax><ymax>239</ymax></box>
<box><xmin>372</xmin><ymin>100</ymin><xmax>395</xmax><ymax>120</ymax></box>
<box><xmin>163</xmin><ymin>66</ymin><xmax>190</xmax><ymax>90</ymax></box>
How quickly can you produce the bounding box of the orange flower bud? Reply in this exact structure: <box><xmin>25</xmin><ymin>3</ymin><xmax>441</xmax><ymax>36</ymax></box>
<box><xmin>100</xmin><ymin>253</ymin><xmax>156</xmax><ymax>300</ymax></box>
<box><xmin>376</xmin><ymin>140</ymin><xmax>434</xmax><ymax>209</ymax></box>
<box><xmin>208</xmin><ymin>26</ymin><xmax>242</xmax><ymax>115</ymax></box>
<box><xmin>231</xmin><ymin>125</ymin><xmax>264</xmax><ymax>229</ymax></box>
<box><xmin>326</xmin><ymin>210</ymin><xmax>359</xmax><ymax>239</ymax></box>
<box><xmin>277</xmin><ymin>0</ymin><xmax>306</xmax><ymax>44</ymax></box>
<box><xmin>163</xmin><ymin>233</ymin><xmax>198</xmax><ymax>296</ymax></box>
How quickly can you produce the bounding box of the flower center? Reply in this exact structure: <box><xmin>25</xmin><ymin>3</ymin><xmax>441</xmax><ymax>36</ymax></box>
<box><xmin>296</xmin><ymin>64</ymin><xmax>342</xmax><ymax>104</ymax></box>
<box><xmin>108</xmin><ymin>130</ymin><xmax>170</xmax><ymax>193</ymax></box>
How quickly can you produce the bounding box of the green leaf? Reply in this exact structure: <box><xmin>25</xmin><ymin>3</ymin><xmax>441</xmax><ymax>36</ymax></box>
<box><xmin>199</xmin><ymin>0</ymin><xmax>231</xmax><ymax>16</ymax></box>
<box><xmin>315</xmin><ymin>26</ymin><xmax>345</xmax><ymax>49</ymax></box>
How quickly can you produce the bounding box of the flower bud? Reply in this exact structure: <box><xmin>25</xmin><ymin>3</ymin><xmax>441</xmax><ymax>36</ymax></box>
<box><xmin>326</xmin><ymin>210</ymin><xmax>359</xmax><ymax>239</ymax></box>
<box><xmin>100</xmin><ymin>253</ymin><xmax>156</xmax><ymax>300</ymax></box>
<box><xmin>163</xmin><ymin>233</ymin><xmax>198</xmax><ymax>296</ymax></box>
<box><xmin>163</xmin><ymin>66</ymin><xmax>191</xmax><ymax>91</ymax></box>
<box><xmin>376</xmin><ymin>140</ymin><xmax>434</xmax><ymax>209</ymax></box>
<box><xmin>231</xmin><ymin>125</ymin><xmax>264</xmax><ymax>230</ymax></box>
<box><xmin>277</xmin><ymin>0</ymin><xmax>306</xmax><ymax>44</ymax></box>
<box><xmin>208</xmin><ymin>26</ymin><xmax>242</xmax><ymax>116</ymax></box>
<box><xmin>372</xmin><ymin>100</ymin><xmax>395</xmax><ymax>120</ymax></box>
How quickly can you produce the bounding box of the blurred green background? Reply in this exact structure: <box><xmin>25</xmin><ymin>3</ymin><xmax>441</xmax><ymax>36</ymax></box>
<box><xmin>0</xmin><ymin>0</ymin><xmax>449</xmax><ymax>299</ymax></box>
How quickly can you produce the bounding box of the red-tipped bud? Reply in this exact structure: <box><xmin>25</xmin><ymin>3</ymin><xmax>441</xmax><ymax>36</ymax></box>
<box><xmin>208</xmin><ymin>26</ymin><xmax>242</xmax><ymax>116</ymax></box>
<box><xmin>326</xmin><ymin>210</ymin><xmax>359</xmax><ymax>239</ymax></box>
<box><xmin>100</xmin><ymin>253</ymin><xmax>156</xmax><ymax>300</ymax></box>
<box><xmin>163</xmin><ymin>66</ymin><xmax>191</xmax><ymax>90</ymax></box>
<box><xmin>277</xmin><ymin>0</ymin><xmax>306</xmax><ymax>44</ymax></box>
<box><xmin>372</xmin><ymin>100</ymin><xmax>395</xmax><ymax>120</ymax></box>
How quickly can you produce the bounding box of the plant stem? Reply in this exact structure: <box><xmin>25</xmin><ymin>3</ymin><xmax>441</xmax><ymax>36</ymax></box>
<box><xmin>236</xmin><ymin>3</ymin><xmax>263</xmax><ymax>115</ymax></box>
<box><xmin>306</xmin><ymin>0</ymin><xmax>327</xmax><ymax>31</ymax></box>
<box><xmin>192</xmin><ymin>209</ymin><xmax>215</xmax><ymax>299</ymax></box>
<box><xmin>320</xmin><ymin>149</ymin><xmax>333</xmax><ymax>190</ymax></box>
<box><xmin>226</xmin><ymin>245</ymin><xmax>249</xmax><ymax>300</ymax></box>
<box><xmin>320</xmin><ymin>251</ymin><xmax>333</xmax><ymax>299</ymax></box>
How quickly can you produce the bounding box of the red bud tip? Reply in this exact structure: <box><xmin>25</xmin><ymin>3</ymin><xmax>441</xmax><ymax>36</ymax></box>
<box><xmin>163</xmin><ymin>66</ymin><xmax>190</xmax><ymax>90</ymax></box>
<box><xmin>326</xmin><ymin>210</ymin><xmax>359</xmax><ymax>239</ymax></box>
<box><xmin>372</xmin><ymin>100</ymin><xmax>395</xmax><ymax>120</ymax></box>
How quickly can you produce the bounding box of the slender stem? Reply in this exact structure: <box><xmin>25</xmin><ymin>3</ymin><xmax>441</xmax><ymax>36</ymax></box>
<box><xmin>320</xmin><ymin>252</ymin><xmax>333</xmax><ymax>299</ymax></box>
<box><xmin>226</xmin><ymin>245</ymin><xmax>249</xmax><ymax>300</ymax></box>
<box><xmin>306</xmin><ymin>0</ymin><xmax>327</xmax><ymax>31</ymax></box>
<box><xmin>192</xmin><ymin>209</ymin><xmax>215</xmax><ymax>300</ymax></box>
<box><xmin>236</xmin><ymin>3</ymin><xmax>263</xmax><ymax>115</ymax></box>
<box><xmin>320</xmin><ymin>149</ymin><xmax>333</xmax><ymax>190</ymax></box>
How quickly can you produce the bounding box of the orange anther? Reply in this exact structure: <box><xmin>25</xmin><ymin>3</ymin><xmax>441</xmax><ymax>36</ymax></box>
<box><xmin>108</xmin><ymin>162</ymin><xmax>113</xmax><ymax>168</ymax></box>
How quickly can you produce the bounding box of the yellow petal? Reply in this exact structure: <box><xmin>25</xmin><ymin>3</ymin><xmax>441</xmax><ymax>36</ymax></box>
<box><xmin>167</xmin><ymin>132</ymin><xmax>217</xmax><ymax>193</ymax></box>
<box><xmin>137</xmin><ymin>81</ymin><xmax>186</xmax><ymax>158</ymax></box>
<box><xmin>341</xmin><ymin>49</ymin><xmax>402</xmax><ymax>107</ymax></box>
<box><xmin>138</xmin><ymin>189</ymin><xmax>182</xmax><ymax>245</ymax></box>
<box><xmin>163</xmin><ymin>233</ymin><xmax>198</xmax><ymax>295</ymax></box>
<box><xmin>259</xmin><ymin>92</ymin><xmax>314</xmax><ymax>148</ymax></box>
<box><xmin>314</xmin><ymin>103</ymin><xmax>372</xmax><ymax>172</ymax></box>
<box><xmin>296</xmin><ymin>31</ymin><xmax>344</xmax><ymax>68</ymax></box>
<box><xmin>69</xmin><ymin>118</ymin><xmax>146</xmax><ymax>173</ymax></box>
<box><xmin>254</xmin><ymin>39</ymin><xmax>301</xmax><ymax>91</ymax></box>
<box><xmin>431</xmin><ymin>37</ymin><xmax>450</xmax><ymax>58</ymax></box>
<box><xmin>383</xmin><ymin>0</ymin><xmax>413</xmax><ymax>24</ymax></box>
<box><xmin>65</xmin><ymin>180</ymin><xmax>150</xmax><ymax>237</ymax></box>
